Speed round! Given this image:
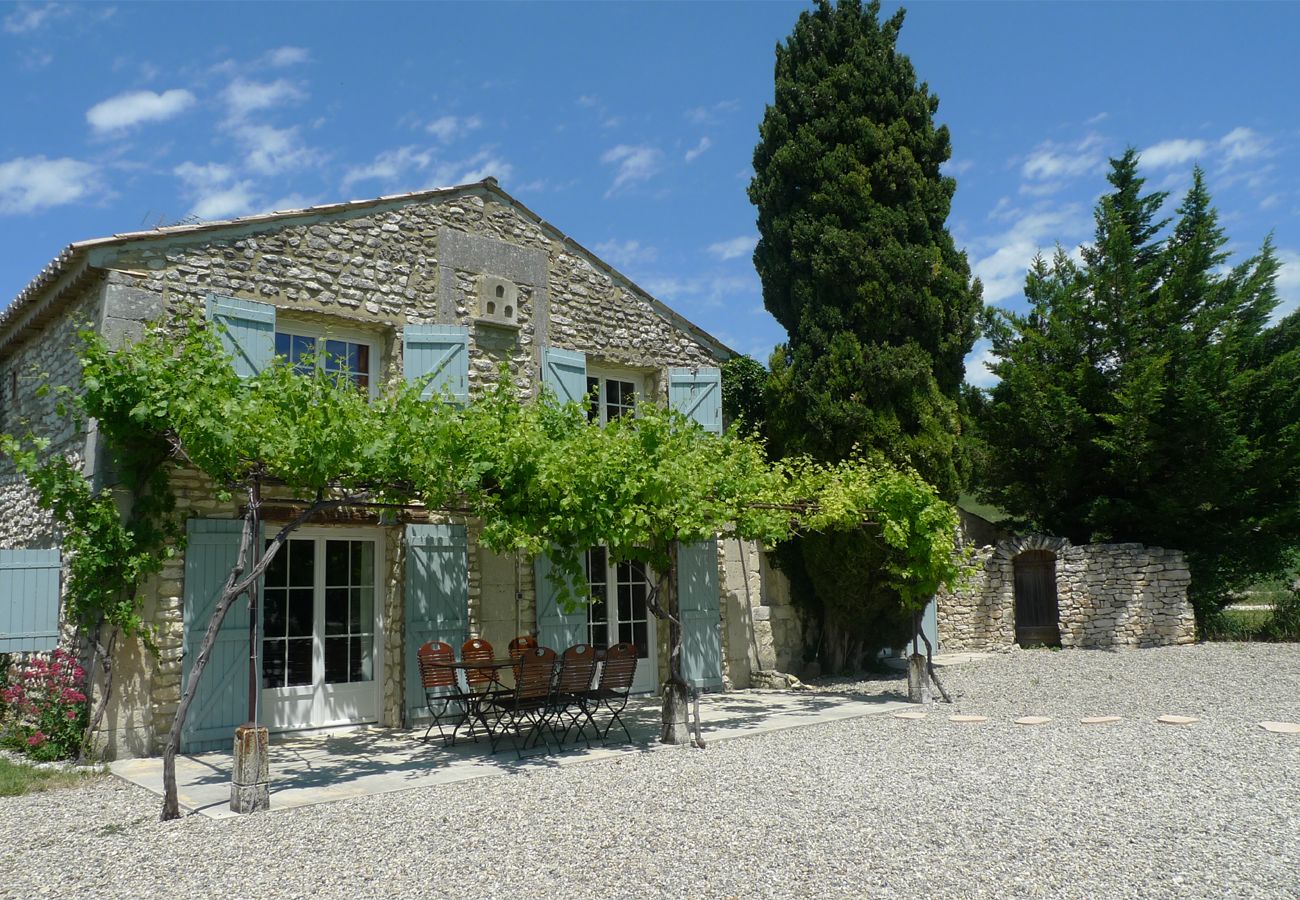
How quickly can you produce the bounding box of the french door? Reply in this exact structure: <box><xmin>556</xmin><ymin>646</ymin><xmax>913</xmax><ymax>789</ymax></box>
<box><xmin>584</xmin><ymin>547</ymin><xmax>657</xmax><ymax>693</ymax></box>
<box><xmin>261</xmin><ymin>530</ymin><xmax>382</xmax><ymax>732</ymax></box>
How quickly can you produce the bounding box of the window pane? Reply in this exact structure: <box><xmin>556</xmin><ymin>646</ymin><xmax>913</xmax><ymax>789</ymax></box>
<box><xmin>325</xmin><ymin>588</ymin><xmax>348</xmax><ymax>635</ymax></box>
<box><xmin>352</xmin><ymin>541</ymin><xmax>374</xmax><ymax>585</ymax></box>
<box><xmin>275</xmin><ymin>332</ymin><xmax>292</xmax><ymax>359</ymax></box>
<box><xmin>264</xmin><ymin>540</ymin><xmax>288</xmax><ymax>588</ymax></box>
<box><xmin>262</xmin><ymin>639</ymin><xmax>285</xmax><ymax>688</ymax></box>
<box><xmin>286</xmin><ymin>639</ymin><xmax>312</xmax><ymax>686</ymax></box>
<box><xmin>325</xmin><ymin>540</ymin><xmax>349</xmax><ymax>586</ymax></box>
<box><xmin>287</xmin><ymin>589</ymin><xmax>314</xmax><ymax>637</ymax></box>
<box><xmin>632</xmin><ymin>622</ymin><xmax>648</xmax><ymax>659</ymax></box>
<box><xmin>324</xmin><ymin>637</ymin><xmax>348</xmax><ymax>684</ymax></box>
<box><xmin>618</xmin><ymin>582</ymin><xmax>632</xmax><ymax>622</ymax></box>
<box><xmin>263</xmin><ymin>589</ymin><xmax>286</xmax><ymax>637</ymax></box>
<box><xmin>288</xmin><ymin>539</ymin><xmax>315</xmax><ymax>587</ymax></box>
<box><xmin>351</xmin><ymin>636</ymin><xmax>373</xmax><ymax>682</ymax></box>
<box><xmin>355</xmin><ymin>587</ymin><xmax>374</xmax><ymax>634</ymax></box>
<box><xmin>586</xmin><ymin>377</ymin><xmax>600</xmax><ymax>422</ymax></box>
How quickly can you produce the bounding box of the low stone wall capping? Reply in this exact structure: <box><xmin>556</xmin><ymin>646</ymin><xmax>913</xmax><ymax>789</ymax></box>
<box><xmin>938</xmin><ymin>534</ymin><xmax>1196</xmax><ymax>652</ymax></box>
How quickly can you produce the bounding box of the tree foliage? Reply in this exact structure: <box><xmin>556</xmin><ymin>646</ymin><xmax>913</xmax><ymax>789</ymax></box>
<box><xmin>747</xmin><ymin>0</ymin><xmax>979</xmax><ymax>660</ymax></box>
<box><xmin>978</xmin><ymin>153</ymin><xmax>1300</xmax><ymax>611</ymax></box>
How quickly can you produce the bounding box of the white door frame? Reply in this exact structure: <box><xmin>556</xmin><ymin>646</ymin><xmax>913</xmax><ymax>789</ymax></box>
<box><xmin>585</xmin><ymin>547</ymin><xmax>658</xmax><ymax>694</ymax></box>
<box><xmin>261</xmin><ymin>526</ymin><xmax>385</xmax><ymax>733</ymax></box>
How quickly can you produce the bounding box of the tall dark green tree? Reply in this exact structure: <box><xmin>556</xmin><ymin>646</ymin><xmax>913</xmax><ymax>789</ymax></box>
<box><xmin>979</xmin><ymin>155</ymin><xmax>1300</xmax><ymax>613</ymax></box>
<box><xmin>748</xmin><ymin>0</ymin><xmax>981</xmax><ymax>664</ymax></box>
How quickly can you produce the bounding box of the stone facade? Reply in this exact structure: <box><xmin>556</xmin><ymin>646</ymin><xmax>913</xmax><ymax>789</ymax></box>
<box><xmin>939</xmin><ymin>534</ymin><xmax>1196</xmax><ymax>652</ymax></box>
<box><xmin>721</xmin><ymin>538</ymin><xmax>803</xmax><ymax>682</ymax></box>
<box><xmin>0</xmin><ymin>181</ymin><xmax>777</xmax><ymax>759</ymax></box>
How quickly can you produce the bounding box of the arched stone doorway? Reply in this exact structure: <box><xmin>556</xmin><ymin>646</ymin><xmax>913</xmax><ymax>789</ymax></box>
<box><xmin>1013</xmin><ymin>549</ymin><xmax>1060</xmax><ymax>646</ymax></box>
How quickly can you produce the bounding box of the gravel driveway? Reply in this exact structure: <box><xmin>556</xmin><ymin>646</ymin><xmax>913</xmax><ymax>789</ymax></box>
<box><xmin>2</xmin><ymin>643</ymin><xmax>1296</xmax><ymax>899</ymax></box>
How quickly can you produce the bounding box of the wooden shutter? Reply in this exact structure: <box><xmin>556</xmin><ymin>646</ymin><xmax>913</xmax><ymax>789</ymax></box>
<box><xmin>541</xmin><ymin>348</ymin><xmax>587</xmax><ymax>404</ymax></box>
<box><xmin>404</xmin><ymin>524</ymin><xmax>469</xmax><ymax>724</ymax></box>
<box><xmin>0</xmin><ymin>549</ymin><xmax>61</xmax><ymax>652</ymax></box>
<box><xmin>534</xmin><ymin>552</ymin><xmax>586</xmax><ymax>652</ymax></box>
<box><xmin>205</xmin><ymin>295</ymin><xmax>275</xmax><ymax>378</ymax></box>
<box><xmin>403</xmin><ymin>326</ymin><xmax>469</xmax><ymax>403</ymax></box>
<box><xmin>181</xmin><ymin>518</ymin><xmax>252</xmax><ymax>753</ymax></box>
<box><xmin>679</xmin><ymin>539</ymin><xmax>723</xmax><ymax>691</ymax></box>
<box><xmin>669</xmin><ymin>367</ymin><xmax>723</xmax><ymax>433</ymax></box>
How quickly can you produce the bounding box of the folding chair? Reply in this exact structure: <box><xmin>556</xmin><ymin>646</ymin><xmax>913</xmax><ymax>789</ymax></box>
<box><xmin>549</xmin><ymin>644</ymin><xmax>599</xmax><ymax>749</ymax></box>
<box><xmin>486</xmin><ymin>646</ymin><xmax>557</xmax><ymax>759</ymax></box>
<box><xmin>460</xmin><ymin>637</ymin><xmax>499</xmax><ymax>741</ymax></box>
<box><xmin>508</xmin><ymin>635</ymin><xmax>538</xmax><ymax>660</ymax></box>
<box><xmin>580</xmin><ymin>642</ymin><xmax>638</xmax><ymax>743</ymax></box>
<box><xmin>416</xmin><ymin>641</ymin><xmax>474</xmax><ymax>745</ymax></box>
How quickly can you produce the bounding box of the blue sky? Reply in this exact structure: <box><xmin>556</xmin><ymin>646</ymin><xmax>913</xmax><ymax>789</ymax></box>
<box><xmin>2</xmin><ymin>1</ymin><xmax>1298</xmax><ymax>386</ymax></box>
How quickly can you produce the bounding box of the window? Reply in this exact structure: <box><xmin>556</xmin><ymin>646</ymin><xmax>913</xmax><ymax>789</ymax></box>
<box><xmin>585</xmin><ymin>373</ymin><xmax>639</xmax><ymax>425</ymax></box>
<box><xmin>274</xmin><ymin>327</ymin><xmax>377</xmax><ymax>396</ymax></box>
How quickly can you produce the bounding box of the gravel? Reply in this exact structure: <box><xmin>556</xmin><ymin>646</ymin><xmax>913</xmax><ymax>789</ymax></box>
<box><xmin>2</xmin><ymin>643</ymin><xmax>1297</xmax><ymax>899</ymax></box>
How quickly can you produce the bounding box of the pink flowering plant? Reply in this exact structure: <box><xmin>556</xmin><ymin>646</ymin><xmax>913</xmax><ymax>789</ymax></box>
<box><xmin>1</xmin><ymin>648</ymin><xmax>89</xmax><ymax>761</ymax></box>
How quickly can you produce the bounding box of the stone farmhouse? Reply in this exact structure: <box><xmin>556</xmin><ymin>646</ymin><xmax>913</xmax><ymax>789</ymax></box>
<box><xmin>0</xmin><ymin>179</ymin><xmax>804</xmax><ymax>759</ymax></box>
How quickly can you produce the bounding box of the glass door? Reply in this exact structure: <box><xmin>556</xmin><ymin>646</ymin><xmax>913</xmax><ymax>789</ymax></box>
<box><xmin>584</xmin><ymin>547</ymin><xmax>657</xmax><ymax>693</ymax></box>
<box><xmin>262</xmin><ymin>533</ymin><xmax>380</xmax><ymax>732</ymax></box>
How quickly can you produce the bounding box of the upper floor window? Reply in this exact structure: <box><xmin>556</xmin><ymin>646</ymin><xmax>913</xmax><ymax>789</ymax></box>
<box><xmin>586</xmin><ymin>373</ymin><xmax>638</xmax><ymax>425</ymax></box>
<box><xmin>274</xmin><ymin>327</ymin><xmax>378</xmax><ymax>397</ymax></box>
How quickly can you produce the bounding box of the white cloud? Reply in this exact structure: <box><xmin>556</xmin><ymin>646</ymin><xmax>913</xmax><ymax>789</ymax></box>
<box><xmin>943</xmin><ymin>158</ymin><xmax>974</xmax><ymax>176</ymax></box>
<box><xmin>3</xmin><ymin>2</ymin><xmax>69</xmax><ymax>34</ymax></box>
<box><xmin>707</xmin><ymin>236</ymin><xmax>757</xmax><ymax>262</ymax></box>
<box><xmin>964</xmin><ymin>340</ymin><xmax>998</xmax><ymax>388</ymax></box>
<box><xmin>1085</xmin><ymin>112</ymin><xmax>1109</xmax><ymax>125</ymax></box>
<box><xmin>342</xmin><ymin>146</ymin><xmax>512</xmax><ymax>192</ymax></box>
<box><xmin>0</xmin><ymin>155</ymin><xmax>98</xmax><ymax>214</ymax></box>
<box><xmin>1139</xmin><ymin>138</ymin><xmax>1209</xmax><ymax>170</ymax></box>
<box><xmin>1219</xmin><ymin>127</ymin><xmax>1270</xmax><ymax>165</ymax></box>
<box><xmin>1275</xmin><ymin>249</ymin><xmax>1300</xmax><ymax>321</ymax></box>
<box><xmin>684</xmin><ymin>136</ymin><xmax>712</xmax><ymax>163</ymax></box>
<box><xmin>601</xmin><ymin>144</ymin><xmax>662</xmax><ymax>196</ymax></box>
<box><xmin>221</xmin><ymin>78</ymin><xmax>304</xmax><ymax>120</ymax></box>
<box><xmin>970</xmin><ymin>205</ymin><xmax>1089</xmax><ymax>304</ymax></box>
<box><xmin>233</xmin><ymin>123</ymin><xmax>320</xmax><ymax>175</ymax></box>
<box><xmin>1021</xmin><ymin>133</ymin><xmax>1105</xmax><ymax>182</ymax></box>
<box><xmin>173</xmin><ymin>161</ymin><xmax>256</xmax><ymax>220</ymax></box>
<box><xmin>577</xmin><ymin>95</ymin><xmax>599</xmax><ymax>108</ymax></box>
<box><xmin>426</xmin><ymin>114</ymin><xmax>482</xmax><ymax>144</ymax></box>
<box><xmin>685</xmin><ymin>100</ymin><xmax>738</xmax><ymax>125</ymax></box>
<box><xmin>342</xmin><ymin>146</ymin><xmax>433</xmax><ymax>190</ymax></box>
<box><xmin>593</xmin><ymin>239</ymin><xmax>658</xmax><ymax>269</ymax></box>
<box><xmin>642</xmin><ymin>271</ymin><xmax>758</xmax><ymax>310</ymax></box>
<box><xmin>86</xmin><ymin>89</ymin><xmax>196</xmax><ymax>134</ymax></box>
<box><xmin>265</xmin><ymin>46</ymin><xmax>310</xmax><ymax>67</ymax></box>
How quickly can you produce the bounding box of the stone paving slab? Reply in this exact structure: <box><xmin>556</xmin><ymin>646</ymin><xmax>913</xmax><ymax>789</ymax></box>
<box><xmin>111</xmin><ymin>690</ymin><xmax>911</xmax><ymax>819</ymax></box>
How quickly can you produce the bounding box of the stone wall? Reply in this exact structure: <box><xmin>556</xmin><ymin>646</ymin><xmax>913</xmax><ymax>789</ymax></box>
<box><xmin>721</xmin><ymin>539</ymin><xmax>803</xmax><ymax>684</ymax></box>
<box><xmin>939</xmin><ymin>534</ymin><xmax>1195</xmax><ymax>652</ymax></box>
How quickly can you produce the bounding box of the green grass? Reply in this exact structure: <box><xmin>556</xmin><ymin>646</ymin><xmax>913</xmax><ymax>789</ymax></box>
<box><xmin>956</xmin><ymin>493</ymin><xmax>1011</xmax><ymax>525</ymax></box>
<box><xmin>0</xmin><ymin>756</ymin><xmax>98</xmax><ymax>797</ymax></box>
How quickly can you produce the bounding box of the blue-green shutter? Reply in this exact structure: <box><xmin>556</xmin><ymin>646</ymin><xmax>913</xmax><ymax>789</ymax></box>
<box><xmin>181</xmin><ymin>518</ymin><xmax>252</xmax><ymax>753</ymax></box>
<box><xmin>404</xmin><ymin>524</ymin><xmax>469</xmax><ymax>724</ymax></box>
<box><xmin>679</xmin><ymin>539</ymin><xmax>723</xmax><ymax>692</ymax></box>
<box><xmin>669</xmin><ymin>367</ymin><xmax>722</xmax><ymax>433</ymax></box>
<box><xmin>403</xmin><ymin>326</ymin><xmax>469</xmax><ymax>403</ymax></box>
<box><xmin>541</xmin><ymin>348</ymin><xmax>587</xmax><ymax>405</ymax></box>
<box><xmin>534</xmin><ymin>552</ymin><xmax>586</xmax><ymax>652</ymax></box>
<box><xmin>0</xmin><ymin>549</ymin><xmax>61</xmax><ymax>652</ymax></box>
<box><xmin>205</xmin><ymin>295</ymin><xmax>275</xmax><ymax>378</ymax></box>
<box><xmin>901</xmin><ymin>598</ymin><xmax>940</xmax><ymax>656</ymax></box>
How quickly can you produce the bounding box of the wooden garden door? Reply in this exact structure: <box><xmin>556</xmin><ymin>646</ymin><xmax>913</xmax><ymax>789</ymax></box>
<box><xmin>1013</xmin><ymin>550</ymin><xmax>1060</xmax><ymax>646</ymax></box>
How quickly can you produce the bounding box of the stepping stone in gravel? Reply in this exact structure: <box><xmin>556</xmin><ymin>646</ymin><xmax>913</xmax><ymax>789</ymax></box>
<box><xmin>1080</xmin><ymin>716</ymin><xmax>1123</xmax><ymax>725</ymax></box>
<box><xmin>1156</xmin><ymin>715</ymin><xmax>1199</xmax><ymax>725</ymax></box>
<box><xmin>893</xmin><ymin>711</ymin><xmax>927</xmax><ymax>720</ymax></box>
<box><xmin>1015</xmin><ymin>716</ymin><xmax>1051</xmax><ymax>726</ymax></box>
<box><xmin>1258</xmin><ymin>721</ymin><xmax>1300</xmax><ymax>734</ymax></box>
<box><xmin>949</xmin><ymin>715</ymin><xmax>988</xmax><ymax>723</ymax></box>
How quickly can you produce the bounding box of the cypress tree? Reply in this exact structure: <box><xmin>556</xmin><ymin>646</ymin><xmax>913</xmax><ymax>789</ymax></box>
<box><xmin>748</xmin><ymin>0</ymin><xmax>981</xmax><ymax>662</ymax></box>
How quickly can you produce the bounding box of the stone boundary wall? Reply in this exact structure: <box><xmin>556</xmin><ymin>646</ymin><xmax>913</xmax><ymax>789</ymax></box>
<box><xmin>939</xmin><ymin>535</ymin><xmax>1195</xmax><ymax>652</ymax></box>
<box><xmin>721</xmin><ymin>539</ymin><xmax>803</xmax><ymax>685</ymax></box>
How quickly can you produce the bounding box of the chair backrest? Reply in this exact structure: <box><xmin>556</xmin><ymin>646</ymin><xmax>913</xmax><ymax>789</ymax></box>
<box><xmin>556</xmin><ymin>643</ymin><xmax>598</xmax><ymax>694</ymax></box>
<box><xmin>508</xmin><ymin>635</ymin><xmax>538</xmax><ymax>661</ymax></box>
<box><xmin>461</xmin><ymin>638</ymin><xmax>495</xmax><ymax>687</ymax></box>
<box><xmin>418</xmin><ymin>641</ymin><xmax>456</xmax><ymax>691</ymax></box>
<box><xmin>598</xmin><ymin>642</ymin><xmax>638</xmax><ymax>694</ymax></box>
<box><xmin>515</xmin><ymin>646</ymin><xmax>557</xmax><ymax>702</ymax></box>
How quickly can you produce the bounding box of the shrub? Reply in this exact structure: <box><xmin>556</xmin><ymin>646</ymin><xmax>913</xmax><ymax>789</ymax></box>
<box><xmin>1262</xmin><ymin>588</ymin><xmax>1300</xmax><ymax>642</ymax></box>
<box><xmin>1</xmin><ymin>649</ymin><xmax>89</xmax><ymax>761</ymax></box>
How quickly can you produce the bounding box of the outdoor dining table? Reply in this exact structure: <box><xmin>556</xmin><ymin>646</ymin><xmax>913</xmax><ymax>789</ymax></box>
<box><xmin>425</xmin><ymin>656</ymin><xmax>520</xmax><ymax>743</ymax></box>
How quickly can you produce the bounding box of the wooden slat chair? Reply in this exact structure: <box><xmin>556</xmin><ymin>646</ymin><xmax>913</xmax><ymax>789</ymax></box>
<box><xmin>549</xmin><ymin>644</ymin><xmax>599</xmax><ymax>749</ymax></box>
<box><xmin>581</xmin><ymin>642</ymin><xmax>638</xmax><ymax>743</ymax></box>
<box><xmin>460</xmin><ymin>638</ymin><xmax>499</xmax><ymax>741</ymax></box>
<box><xmin>416</xmin><ymin>641</ymin><xmax>474</xmax><ymax>746</ymax></box>
<box><xmin>507</xmin><ymin>635</ymin><xmax>538</xmax><ymax>660</ymax></box>
<box><xmin>486</xmin><ymin>646</ymin><xmax>557</xmax><ymax>759</ymax></box>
